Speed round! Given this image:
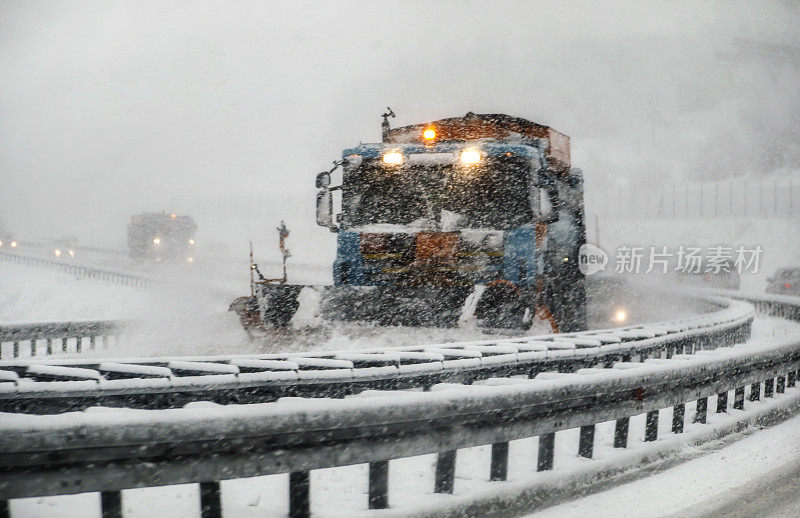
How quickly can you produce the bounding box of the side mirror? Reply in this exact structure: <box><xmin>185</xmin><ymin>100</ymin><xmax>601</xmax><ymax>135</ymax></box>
<box><xmin>316</xmin><ymin>189</ymin><xmax>337</xmax><ymax>231</ymax></box>
<box><xmin>316</xmin><ymin>172</ymin><xmax>331</xmax><ymax>189</ymax></box>
<box><xmin>538</xmin><ymin>187</ymin><xmax>560</xmax><ymax>224</ymax></box>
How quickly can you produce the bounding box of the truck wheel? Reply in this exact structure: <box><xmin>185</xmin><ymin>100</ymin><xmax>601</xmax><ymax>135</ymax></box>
<box><xmin>261</xmin><ymin>285</ymin><xmax>304</xmax><ymax>327</ymax></box>
<box><xmin>475</xmin><ymin>280</ymin><xmax>530</xmax><ymax>330</ymax></box>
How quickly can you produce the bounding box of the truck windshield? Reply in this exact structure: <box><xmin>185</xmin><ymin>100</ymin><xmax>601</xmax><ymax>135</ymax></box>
<box><xmin>345</xmin><ymin>162</ymin><xmax>533</xmax><ymax>230</ymax></box>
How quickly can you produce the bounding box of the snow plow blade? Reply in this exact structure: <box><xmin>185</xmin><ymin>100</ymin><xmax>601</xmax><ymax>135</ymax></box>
<box><xmin>229</xmin><ymin>283</ymin><xmax>545</xmax><ymax>334</ymax></box>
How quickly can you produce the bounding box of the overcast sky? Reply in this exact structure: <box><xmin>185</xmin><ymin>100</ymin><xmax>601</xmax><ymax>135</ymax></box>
<box><xmin>1</xmin><ymin>1</ymin><xmax>798</xmax><ymax>245</ymax></box>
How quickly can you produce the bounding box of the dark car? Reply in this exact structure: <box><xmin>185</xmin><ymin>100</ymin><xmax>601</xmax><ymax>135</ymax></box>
<box><xmin>766</xmin><ymin>267</ymin><xmax>800</xmax><ymax>296</ymax></box>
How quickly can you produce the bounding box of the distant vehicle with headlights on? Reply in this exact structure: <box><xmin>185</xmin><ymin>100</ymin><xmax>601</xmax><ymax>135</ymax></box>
<box><xmin>0</xmin><ymin>233</ymin><xmax>19</xmax><ymax>251</ymax></box>
<box><xmin>127</xmin><ymin>211</ymin><xmax>197</xmax><ymax>263</ymax></box>
<box><xmin>766</xmin><ymin>267</ymin><xmax>800</xmax><ymax>296</ymax></box>
<box><xmin>0</xmin><ymin>220</ymin><xmax>18</xmax><ymax>250</ymax></box>
<box><xmin>51</xmin><ymin>237</ymin><xmax>78</xmax><ymax>259</ymax></box>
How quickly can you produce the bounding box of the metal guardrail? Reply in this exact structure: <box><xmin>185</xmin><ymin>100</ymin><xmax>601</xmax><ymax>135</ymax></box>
<box><xmin>0</xmin><ymin>293</ymin><xmax>797</xmax><ymax>518</ymax></box>
<box><xmin>0</xmin><ymin>296</ymin><xmax>753</xmax><ymax>413</ymax></box>
<box><xmin>0</xmin><ymin>320</ymin><xmax>124</xmax><ymax>360</ymax></box>
<box><xmin>0</xmin><ymin>250</ymin><xmax>150</xmax><ymax>288</ymax></box>
<box><xmin>728</xmin><ymin>291</ymin><xmax>800</xmax><ymax>320</ymax></box>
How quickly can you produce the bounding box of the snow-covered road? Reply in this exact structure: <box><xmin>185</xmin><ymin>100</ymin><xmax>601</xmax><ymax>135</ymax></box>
<box><xmin>693</xmin><ymin>461</ymin><xmax>800</xmax><ymax>518</ymax></box>
<box><xmin>532</xmin><ymin>412</ymin><xmax>800</xmax><ymax>518</ymax></box>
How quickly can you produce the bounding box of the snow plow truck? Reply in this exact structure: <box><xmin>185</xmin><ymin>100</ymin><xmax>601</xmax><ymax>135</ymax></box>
<box><xmin>232</xmin><ymin>111</ymin><xmax>587</xmax><ymax>333</ymax></box>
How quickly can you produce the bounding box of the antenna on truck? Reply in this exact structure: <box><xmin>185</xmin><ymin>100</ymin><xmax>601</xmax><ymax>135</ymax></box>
<box><xmin>381</xmin><ymin>107</ymin><xmax>396</xmax><ymax>142</ymax></box>
<box><xmin>277</xmin><ymin>220</ymin><xmax>291</xmax><ymax>283</ymax></box>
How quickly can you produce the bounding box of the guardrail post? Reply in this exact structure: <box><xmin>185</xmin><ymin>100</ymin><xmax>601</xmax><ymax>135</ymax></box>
<box><xmin>368</xmin><ymin>461</ymin><xmax>389</xmax><ymax>509</ymax></box>
<box><xmin>694</xmin><ymin>397</ymin><xmax>708</xmax><ymax>424</ymax></box>
<box><xmin>289</xmin><ymin>471</ymin><xmax>310</xmax><ymax>518</ymax></box>
<box><xmin>614</xmin><ymin>417</ymin><xmax>629</xmax><ymax>448</ymax></box>
<box><xmin>734</xmin><ymin>387</ymin><xmax>745</xmax><ymax>409</ymax></box>
<box><xmin>777</xmin><ymin>374</ymin><xmax>786</xmax><ymax>394</ymax></box>
<box><xmin>490</xmin><ymin>442</ymin><xmax>509</xmax><ymax>481</ymax></box>
<box><xmin>101</xmin><ymin>490</ymin><xmax>122</xmax><ymax>518</ymax></box>
<box><xmin>672</xmin><ymin>404</ymin><xmax>685</xmax><ymax>433</ymax></box>
<box><xmin>645</xmin><ymin>410</ymin><xmax>658</xmax><ymax>441</ymax></box>
<box><xmin>764</xmin><ymin>378</ymin><xmax>774</xmax><ymax>398</ymax></box>
<box><xmin>717</xmin><ymin>391</ymin><xmax>728</xmax><ymax>413</ymax></box>
<box><xmin>434</xmin><ymin>450</ymin><xmax>456</xmax><ymax>494</ymax></box>
<box><xmin>200</xmin><ymin>481</ymin><xmax>222</xmax><ymax>518</ymax></box>
<box><xmin>62</xmin><ymin>337</ymin><xmax>69</xmax><ymax>353</ymax></box>
<box><xmin>750</xmin><ymin>382</ymin><xmax>761</xmax><ymax>401</ymax></box>
<box><xmin>76</xmin><ymin>337</ymin><xmax>82</xmax><ymax>354</ymax></box>
<box><xmin>578</xmin><ymin>425</ymin><xmax>594</xmax><ymax>458</ymax></box>
<box><xmin>537</xmin><ymin>433</ymin><xmax>555</xmax><ymax>471</ymax></box>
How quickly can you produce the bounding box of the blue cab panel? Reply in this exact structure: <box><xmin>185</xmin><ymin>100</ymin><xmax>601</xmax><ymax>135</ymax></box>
<box><xmin>503</xmin><ymin>226</ymin><xmax>537</xmax><ymax>285</ymax></box>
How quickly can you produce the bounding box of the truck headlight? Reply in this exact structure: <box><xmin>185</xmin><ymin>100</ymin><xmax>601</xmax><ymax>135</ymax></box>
<box><xmin>460</xmin><ymin>148</ymin><xmax>481</xmax><ymax>165</ymax></box>
<box><xmin>382</xmin><ymin>151</ymin><xmax>403</xmax><ymax>165</ymax></box>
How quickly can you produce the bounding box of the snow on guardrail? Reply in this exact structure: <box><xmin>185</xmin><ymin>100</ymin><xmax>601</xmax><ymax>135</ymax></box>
<box><xmin>0</xmin><ymin>293</ymin><xmax>797</xmax><ymax>518</ymax></box>
<box><xmin>0</xmin><ymin>295</ymin><xmax>754</xmax><ymax>414</ymax></box>
<box><xmin>0</xmin><ymin>249</ymin><xmax>150</xmax><ymax>288</ymax></box>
